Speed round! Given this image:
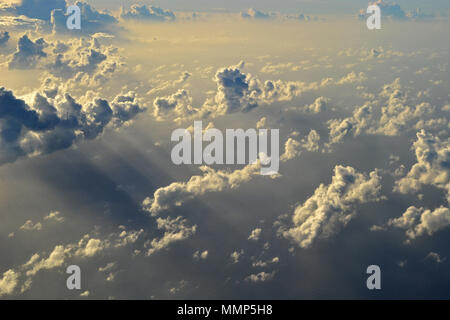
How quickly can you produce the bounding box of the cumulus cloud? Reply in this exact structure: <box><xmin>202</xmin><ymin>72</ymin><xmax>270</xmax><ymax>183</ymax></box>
<box><xmin>1</xmin><ymin>0</ymin><xmax>66</xmax><ymax>21</ymax></box>
<box><xmin>245</xmin><ymin>271</ymin><xmax>276</xmax><ymax>283</ymax></box>
<box><xmin>0</xmin><ymin>225</ymin><xmax>142</xmax><ymax>297</ymax></box>
<box><xmin>19</xmin><ymin>220</ymin><xmax>42</xmax><ymax>231</ymax></box>
<box><xmin>8</xmin><ymin>34</ymin><xmax>46</xmax><ymax>69</ymax></box>
<box><xmin>248</xmin><ymin>228</ymin><xmax>262</xmax><ymax>241</ymax></box>
<box><xmin>206</xmin><ymin>61</ymin><xmax>258</xmax><ymax>114</ymax></box>
<box><xmin>230</xmin><ymin>250</ymin><xmax>244</xmax><ymax>264</ymax></box>
<box><xmin>153</xmin><ymin>89</ymin><xmax>196</xmax><ymax>122</ymax></box>
<box><xmin>0</xmin><ymin>270</ymin><xmax>19</xmax><ymax>296</ymax></box>
<box><xmin>0</xmin><ymin>86</ymin><xmax>144</xmax><ymax>165</ymax></box>
<box><xmin>241</xmin><ymin>8</ymin><xmax>272</xmax><ymax>20</ymax></box>
<box><xmin>387</xmin><ymin>206</ymin><xmax>450</xmax><ymax>240</ymax></box>
<box><xmin>280</xmin><ymin>165</ymin><xmax>383</xmax><ymax>248</ymax></box>
<box><xmin>146</xmin><ymin>216</ymin><xmax>197</xmax><ymax>256</ymax></box>
<box><xmin>395</xmin><ymin>130</ymin><xmax>450</xmax><ymax>201</ymax></box>
<box><xmin>359</xmin><ymin>1</ymin><xmax>436</xmax><ymax>21</ymax></box>
<box><xmin>142</xmin><ymin>162</ymin><xmax>263</xmax><ymax>216</ymax></box>
<box><xmin>51</xmin><ymin>1</ymin><xmax>118</xmax><ymax>35</ymax></box>
<box><xmin>426</xmin><ymin>252</ymin><xmax>446</xmax><ymax>264</ymax></box>
<box><xmin>120</xmin><ymin>4</ymin><xmax>175</xmax><ymax>21</ymax></box>
<box><xmin>304</xmin><ymin>97</ymin><xmax>329</xmax><ymax>113</ymax></box>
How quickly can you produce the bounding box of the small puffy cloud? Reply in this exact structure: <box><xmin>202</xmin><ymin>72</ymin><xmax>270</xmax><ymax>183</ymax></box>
<box><xmin>75</xmin><ymin>236</ymin><xmax>109</xmax><ymax>257</ymax></box>
<box><xmin>193</xmin><ymin>250</ymin><xmax>208</xmax><ymax>260</ymax></box>
<box><xmin>387</xmin><ymin>206</ymin><xmax>450</xmax><ymax>240</ymax></box>
<box><xmin>8</xmin><ymin>34</ymin><xmax>46</xmax><ymax>69</ymax></box>
<box><xmin>208</xmin><ymin>61</ymin><xmax>258</xmax><ymax>114</ymax></box>
<box><xmin>120</xmin><ymin>4</ymin><xmax>175</xmax><ymax>22</ymax></box>
<box><xmin>241</xmin><ymin>8</ymin><xmax>271</xmax><ymax>20</ymax></box>
<box><xmin>230</xmin><ymin>250</ymin><xmax>244</xmax><ymax>264</ymax></box>
<box><xmin>20</xmin><ymin>220</ymin><xmax>42</xmax><ymax>231</ymax></box>
<box><xmin>281</xmin><ymin>165</ymin><xmax>383</xmax><ymax>248</ymax></box>
<box><xmin>304</xmin><ymin>97</ymin><xmax>329</xmax><ymax>113</ymax></box>
<box><xmin>245</xmin><ymin>271</ymin><xmax>276</xmax><ymax>283</ymax></box>
<box><xmin>0</xmin><ymin>270</ymin><xmax>19</xmax><ymax>297</ymax></box>
<box><xmin>301</xmin><ymin>130</ymin><xmax>321</xmax><ymax>152</ymax></box>
<box><xmin>80</xmin><ymin>291</ymin><xmax>90</xmax><ymax>297</ymax></box>
<box><xmin>51</xmin><ymin>1</ymin><xmax>118</xmax><ymax>35</ymax></box>
<box><xmin>0</xmin><ymin>227</ymin><xmax>142</xmax><ymax>296</ymax></box>
<box><xmin>1</xmin><ymin>0</ymin><xmax>66</xmax><ymax>21</ymax></box>
<box><xmin>146</xmin><ymin>216</ymin><xmax>197</xmax><ymax>256</ymax></box>
<box><xmin>142</xmin><ymin>162</ymin><xmax>262</xmax><ymax>216</ymax></box>
<box><xmin>0</xmin><ymin>86</ymin><xmax>144</xmax><ymax>166</ymax></box>
<box><xmin>426</xmin><ymin>252</ymin><xmax>446</xmax><ymax>264</ymax></box>
<box><xmin>153</xmin><ymin>89</ymin><xmax>196</xmax><ymax>122</ymax></box>
<box><xmin>248</xmin><ymin>228</ymin><xmax>262</xmax><ymax>241</ymax></box>
<box><xmin>395</xmin><ymin>131</ymin><xmax>450</xmax><ymax>201</ymax></box>
<box><xmin>256</xmin><ymin>117</ymin><xmax>266</xmax><ymax>129</ymax></box>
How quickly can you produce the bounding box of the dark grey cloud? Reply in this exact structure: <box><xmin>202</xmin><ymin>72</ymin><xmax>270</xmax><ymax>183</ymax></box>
<box><xmin>0</xmin><ymin>31</ymin><xmax>10</xmax><ymax>47</ymax></box>
<box><xmin>8</xmin><ymin>34</ymin><xmax>47</xmax><ymax>69</ymax></box>
<box><xmin>0</xmin><ymin>86</ymin><xmax>144</xmax><ymax>165</ymax></box>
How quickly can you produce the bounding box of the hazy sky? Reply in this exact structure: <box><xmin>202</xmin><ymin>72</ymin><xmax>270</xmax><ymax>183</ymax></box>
<box><xmin>0</xmin><ymin>0</ymin><xmax>449</xmax><ymax>299</ymax></box>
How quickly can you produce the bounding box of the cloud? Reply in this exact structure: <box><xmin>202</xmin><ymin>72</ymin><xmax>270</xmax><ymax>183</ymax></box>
<box><xmin>207</xmin><ymin>61</ymin><xmax>258</xmax><ymax>114</ymax></box>
<box><xmin>252</xmin><ymin>257</ymin><xmax>279</xmax><ymax>268</ymax></box>
<box><xmin>426</xmin><ymin>252</ymin><xmax>446</xmax><ymax>264</ymax></box>
<box><xmin>19</xmin><ymin>220</ymin><xmax>42</xmax><ymax>231</ymax></box>
<box><xmin>145</xmin><ymin>216</ymin><xmax>197</xmax><ymax>256</ymax></box>
<box><xmin>387</xmin><ymin>206</ymin><xmax>450</xmax><ymax>240</ymax></box>
<box><xmin>142</xmin><ymin>162</ymin><xmax>263</xmax><ymax>216</ymax></box>
<box><xmin>2</xmin><ymin>0</ymin><xmax>66</xmax><ymax>21</ymax></box>
<box><xmin>120</xmin><ymin>4</ymin><xmax>175</xmax><ymax>22</ymax></box>
<box><xmin>280</xmin><ymin>138</ymin><xmax>301</xmax><ymax>162</ymax></box>
<box><xmin>0</xmin><ymin>270</ymin><xmax>19</xmax><ymax>296</ymax></box>
<box><xmin>153</xmin><ymin>89</ymin><xmax>196</xmax><ymax>122</ymax></box>
<box><xmin>230</xmin><ymin>250</ymin><xmax>244</xmax><ymax>264</ymax></box>
<box><xmin>245</xmin><ymin>271</ymin><xmax>276</xmax><ymax>283</ymax></box>
<box><xmin>248</xmin><ymin>228</ymin><xmax>262</xmax><ymax>241</ymax></box>
<box><xmin>0</xmin><ymin>86</ymin><xmax>144</xmax><ymax>165</ymax></box>
<box><xmin>395</xmin><ymin>130</ymin><xmax>450</xmax><ymax>201</ymax></box>
<box><xmin>359</xmin><ymin>1</ymin><xmax>436</xmax><ymax>21</ymax></box>
<box><xmin>281</xmin><ymin>165</ymin><xmax>383</xmax><ymax>248</ymax></box>
<box><xmin>241</xmin><ymin>8</ymin><xmax>271</xmax><ymax>20</ymax></box>
<box><xmin>0</xmin><ymin>31</ymin><xmax>10</xmax><ymax>46</ymax></box>
<box><xmin>304</xmin><ymin>97</ymin><xmax>329</xmax><ymax>113</ymax></box>
<box><xmin>8</xmin><ymin>34</ymin><xmax>47</xmax><ymax>69</ymax></box>
<box><xmin>0</xmin><ymin>226</ymin><xmax>143</xmax><ymax>297</ymax></box>
<box><xmin>193</xmin><ymin>250</ymin><xmax>208</xmax><ymax>260</ymax></box>
<box><xmin>44</xmin><ymin>211</ymin><xmax>64</xmax><ymax>223</ymax></box>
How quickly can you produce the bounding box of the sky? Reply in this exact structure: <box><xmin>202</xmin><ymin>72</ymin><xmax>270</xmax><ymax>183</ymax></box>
<box><xmin>0</xmin><ymin>0</ymin><xmax>449</xmax><ymax>299</ymax></box>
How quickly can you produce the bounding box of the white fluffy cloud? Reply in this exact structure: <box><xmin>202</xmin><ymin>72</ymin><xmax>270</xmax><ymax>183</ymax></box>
<box><xmin>395</xmin><ymin>130</ymin><xmax>450</xmax><ymax>202</ymax></box>
<box><xmin>387</xmin><ymin>206</ymin><xmax>450</xmax><ymax>240</ymax></box>
<box><xmin>146</xmin><ymin>216</ymin><xmax>197</xmax><ymax>256</ymax></box>
<box><xmin>142</xmin><ymin>162</ymin><xmax>263</xmax><ymax>216</ymax></box>
<box><xmin>281</xmin><ymin>165</ymin><xmax>383</xmax><ymax>248</ymax></box>
<box><xmin>0</xmin><ymin>84</ymin><xmax>144</xmax><ymax>165</ymax></box>
<box><xmin>120</xmin><ymin>4</ymin><xmax>175</xmax><ymax>22</ymax></box>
